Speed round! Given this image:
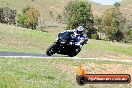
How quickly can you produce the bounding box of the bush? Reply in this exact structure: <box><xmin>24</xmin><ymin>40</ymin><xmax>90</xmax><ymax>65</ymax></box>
<box><xmin>0</xmin><ymin>7</ymin><xmax>16</xmax><ymax>25</ymax></box>
<box><xmin>113</xmin><ymin>30</ymin><xmax>124</xmax><ymax>42</ymax></box>
<box><xmin>17</xmin><ymin>14</ymin><xmax>28</xmax><ymax>28</ymax></box>
<box><xmin>123</xmin><ymin>28</ymin><xmax>132</xmax><ymax>43</ymax></box>
<box><xmin>91</xmin><ymin>34</ymin><xmax>97</xmax><ymax>39</ymax></box>
<box><xmin>86</xmin><ymin>27</ymin><xmax>97</xmax><ymax>39</ymax></box>
<box><xmin>17</xmin><ymin>6</ymin><xmax>40</xmax><ymax>30</ymax></box>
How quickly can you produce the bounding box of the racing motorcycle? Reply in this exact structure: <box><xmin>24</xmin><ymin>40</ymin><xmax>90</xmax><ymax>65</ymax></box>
<box><xmin>46</xmin><ymin>31</ymin><xmax>88</xmax><ymax>57</ymax></box>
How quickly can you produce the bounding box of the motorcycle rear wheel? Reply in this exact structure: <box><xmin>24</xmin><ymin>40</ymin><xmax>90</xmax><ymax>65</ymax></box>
<box><xmin>68</xmin><ymin>48</ymin><xmax>81</xmax><ymax>57</ymax></box>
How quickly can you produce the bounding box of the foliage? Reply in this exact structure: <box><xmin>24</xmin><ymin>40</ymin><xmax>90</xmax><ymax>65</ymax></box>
<box><xmin>17</xmin><ymin>6</ymin><xmax>40</xmax><ymax>30</ymax></box>
<box><xmin>114</xmin><ymin>2</ymin><xmax>121</xmax><ymax>7</ymax></box>
<box><xmin>87</xmin><ymin>27</ymin><xmax>97</xmax><ymax>39</ymax></box>
<box><xmin>64</xmin><ymin>0</ymin><xmax>95</xmax><ymax>38</ymax></box>
<box><xmin>94</xmin><ymin>16</ymin><xmax>102</xmax><ymax>29</ymax></box>
<box><xmin>113</xmin><ymin>30</ymin><xmax>124</xmax><ymax>42</ymax></box>
<box><xmin>17</xmin><ymin>14</ymin><xmax>28</xmax><ymax>28</ymax></box>
<box><xmin>91</xmin><ymin>34</ymin><xmax>97</xmax><ymax>39</ymax></box>
<box><xmin>123</xmin><ymin>14</ymin><xmax>132</xmax><ymax>43</ymax></box>
<box><xmin>93</xmin><ymin>16</ymin><xmax>102</xmax><ymax>39</ymax></box>
<box><xmin>0</xmin><ymin>7</ymin><xmax>16</xmax><ymax>25</ymax></box>
<box><xmin>123</xmin><ymin>28</ymin><xmax>132</xmax><ymax>43</ymax></box>
<box><xmin>100</xmin><ymin>3</ymin><xmax>126</xmax><ymax>41</ymax></box>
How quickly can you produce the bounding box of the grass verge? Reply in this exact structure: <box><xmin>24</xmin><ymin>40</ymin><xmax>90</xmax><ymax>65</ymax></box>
<box><xmin>0</xmin><ymin>57</ymin><xmax>132</xmax><ymax>88</ymax></box>
<box><xmin>0</xmin><ymin>23</ymin><xmax>132</xmax><ymax>59</ymax></box>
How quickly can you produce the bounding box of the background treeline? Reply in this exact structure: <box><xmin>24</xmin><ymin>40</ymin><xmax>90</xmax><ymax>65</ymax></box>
<box><xmin>0</xmin><ymin>1</ymin><xmax>131</xmax><ymax>43</ymax></box>
<box><xmin>0</xmin><ymin>6</ymin><xmax>40</xmax><ymax>30</ymax></box>
<box><xmin>64</xmin><ymin>1</ymin><xmax>132</xmax><ymax>43</ymax></box>
<box><xmin>95</xmin><ymin>2</ymin><xmax>132</xmax><ymax>43</ymax></box>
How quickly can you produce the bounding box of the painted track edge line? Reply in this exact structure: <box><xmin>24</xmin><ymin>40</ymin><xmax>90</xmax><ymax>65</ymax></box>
<box><xmin>0</xmin><ymin>56</ymin><xmax>132</xmax><ymax>63</ymax></box>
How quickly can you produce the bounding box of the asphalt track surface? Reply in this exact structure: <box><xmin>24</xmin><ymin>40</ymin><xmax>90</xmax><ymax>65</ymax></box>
<box><xmin>0</xmin><ymin>51</ymin><xmax>68</xmax><ymax>58</ymax></box>
<box><xmin>0</xmin><ymin>51</ymin><xmax>48</xmax><ymax>57</ymax></box>
<box><xmin>0</xmin><ymin>51</ymin><xmax>132</xmax><ymax>63</ymax></box>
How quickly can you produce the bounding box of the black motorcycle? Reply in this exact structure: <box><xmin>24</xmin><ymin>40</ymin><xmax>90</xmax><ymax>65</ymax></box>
<box><xmin>46</xmin><ymin>31</ymin><xmax>88</xmax><ymax>57</ymax></box>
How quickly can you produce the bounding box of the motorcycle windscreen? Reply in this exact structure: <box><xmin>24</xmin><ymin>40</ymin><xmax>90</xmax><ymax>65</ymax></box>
<box><xmin>58</xmin><ymin>32</ymin><xmax>72</xmax><ymax>43</ymax></box>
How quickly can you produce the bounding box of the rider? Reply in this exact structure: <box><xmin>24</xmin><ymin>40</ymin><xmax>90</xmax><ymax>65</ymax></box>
<box><xmin>66</xmin><ymin>26</ymin><xmax>88</xmax><ymax>47</ymax></box>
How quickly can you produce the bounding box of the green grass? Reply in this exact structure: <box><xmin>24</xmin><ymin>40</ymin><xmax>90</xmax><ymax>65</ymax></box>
<box><xmin>82</xmin><ymin>39</ymin><xmax>132</xmax><ymax>56</ymax></box>
<box><xmin>0</xmin><ymin>23</ymin><xmax>132</xmax><ymax>58</ymax></box>
<box><xmin>0</xmin><ymin>23</ymin><xmax>55</xmax><ymax>54</ymax></box>
<box><xmin>0</xmin><ymin>57</ymin><xmax>131</xmax><ymax>88</ymax></box>
<box><xmin>0</xmin><ymin>57</ymin><xmax>68</xmax><ymax>88</ymax></box>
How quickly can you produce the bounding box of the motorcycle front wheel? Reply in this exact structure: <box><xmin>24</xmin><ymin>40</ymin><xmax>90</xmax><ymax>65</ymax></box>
<box><xmin>46</xmin><ymin>43</ymin><xmax>57</xmax><ymax>56</ymax></box>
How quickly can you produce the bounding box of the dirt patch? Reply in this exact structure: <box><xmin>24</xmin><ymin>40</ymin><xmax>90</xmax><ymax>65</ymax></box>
<box><xmin>56</xmin><ymin>63</ymin><xmax>76</xmax><ymax>75</ymax></box>
<box><xmin>56</xmin><ymin>63</ymin><xmax>132</xmax><ymax>84</ymax></box>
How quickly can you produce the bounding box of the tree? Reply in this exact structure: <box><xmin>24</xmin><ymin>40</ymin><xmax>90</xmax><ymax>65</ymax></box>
<box><xmin>123</xmin><ymin>28</ymin><xmax>132</xmax><ymax>43</ymax></box>
<box><xmin>0</xmin><ymin>7</ymin><xmax>16</xmax><ymax>25</ymax></box>
<box><xmin>17</xmin><ymin>7</ymin><xmax>40</xmax><ymax>30</ymax></box>
<box><xmin>114</xmin><ymin>2</ymin><xmax>121</xmax><ymax>8</ymax></box>
<box><xmin>101</xmin><ymin>3</ymin><xmax>125</xmax><ymax>41</ymax></box>
<box><xmin>64</xmin><ymin>1</ymin><xmax>95</xmax><ymax>38</ymax></box>
<box><xmin>93</xmin><ymin>16</ymin><xmax>102</xmax><ymax>39</ymax></box>
<box><xmin>123</xmin><ymin>24</ymin><xmax>132</xmax><ymax>43</ymax></box>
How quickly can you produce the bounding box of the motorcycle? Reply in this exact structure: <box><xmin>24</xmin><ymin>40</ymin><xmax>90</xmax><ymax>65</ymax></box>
<box><xmin>46</xmin><ymin>31</ymin><xmax>88</xmax><ymax>57</ymax></box>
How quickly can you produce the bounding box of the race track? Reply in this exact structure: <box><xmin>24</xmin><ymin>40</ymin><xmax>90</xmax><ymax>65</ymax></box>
<box><xmin>0</xmin><ymin>51</ymin><xmax>132</xmax><ymax>63</ymax></box>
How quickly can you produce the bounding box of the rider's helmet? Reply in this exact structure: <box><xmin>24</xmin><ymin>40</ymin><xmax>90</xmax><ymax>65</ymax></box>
<box><xmin>76</xmin><ymin>26</ymin><xmax>84</xmax><ymax>35</ymax></box>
